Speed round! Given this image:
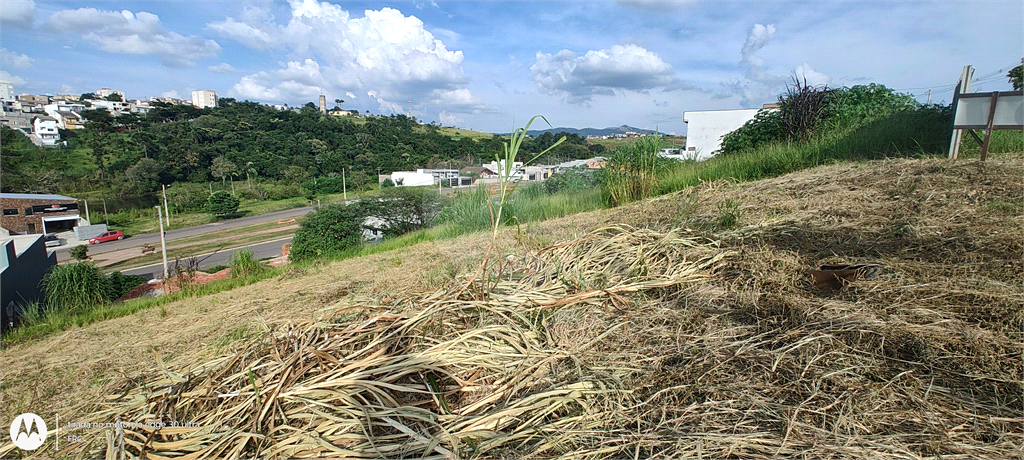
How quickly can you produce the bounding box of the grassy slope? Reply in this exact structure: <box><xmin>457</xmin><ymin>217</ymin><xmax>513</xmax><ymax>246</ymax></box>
<box><xmin>2</xmin><ymin>153</ymin><xmax>1021</xmax><ymax>457</ymax></box>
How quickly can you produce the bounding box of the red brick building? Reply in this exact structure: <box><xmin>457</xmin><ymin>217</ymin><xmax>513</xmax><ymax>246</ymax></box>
<box><xmin>0</xmin><ymin>193</ymin><xmax>83</xmax><ymax>235</ymax></box>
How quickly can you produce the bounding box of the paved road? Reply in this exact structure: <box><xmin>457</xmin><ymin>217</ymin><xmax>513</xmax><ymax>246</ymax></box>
<box><xmin>123</xmin><ymin>236</ymin><xmax>293</xmax><ymax>280</ymax></box>
<box><xmin>53</xmin><ymin>204</ymin><xmax>319</xmax><ymax>259</ymax></box>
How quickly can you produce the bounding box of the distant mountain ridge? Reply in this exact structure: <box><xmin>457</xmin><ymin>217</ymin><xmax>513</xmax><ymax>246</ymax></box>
<box><xmin>499</xmin><ymin>125</ymin><xmax>658</xmax><ymax>137</ymax></box>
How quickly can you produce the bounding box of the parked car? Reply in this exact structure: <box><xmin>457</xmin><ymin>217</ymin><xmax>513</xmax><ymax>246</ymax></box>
<box><xmin>43</xmin><ymin>234</ymin><xmax>62</xmax><ymax>247</ymax></box>
<box><xmin>89</xmin><ymin>231</ymin><xmax>125</xmax><ymax>244</ymax></box>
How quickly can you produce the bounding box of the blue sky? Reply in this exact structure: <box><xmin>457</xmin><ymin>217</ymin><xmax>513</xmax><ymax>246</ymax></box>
<box><xmin>2</xmin><ymin>0</ymin><xmax>1021</xmax><ymax>134</ymax></box>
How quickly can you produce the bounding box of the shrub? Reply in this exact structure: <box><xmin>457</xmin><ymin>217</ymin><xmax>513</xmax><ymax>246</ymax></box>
<box><xmin>720</xmin><ymin>82</ymin><xmax>920</xmax><ymax>155</ymax></box>
<box><xmin>207</xmin><ymin>190</ymin><xmax>240</xmax><ymax>217</ymax></box>
<box><xmin>289</xmin><ymin>203</ymin><xmax>369</xmax><ymax>262</ymax></box>
<box><xmin>230</xmin><ymin>249</ymin><xmax>266</xmax><ymax>278</ymax></box>
<box><xmin>360</xmin><ymin>187</ymin><xmax>448</xmax><ymax>238</ymax></box>
<box><xmin>544</xmin><ymin>166</ymin><xmax>599</xmax><ymax>195</ymax></box>
<box><xmin>302</xmin><ymin>176</ymin><xmax>348</xmax><ymax>194</ymax></box>
<box><xmin>41</xmin><ymin>262</ymin><xmax>108</xmax><ymax>311</ymax></box>
<box><xmin>166</xmin><ymin>182</ymin><xmax>210</xmax><ymax>212</ymax></box>
<box><xmin>105</xmin><ymin>271</ymin><xmax>146</xmax><ymax>301</ymax></box>
<box><xmin>263</xmin><ymin>183</ymin><xmax>302</xmax><ymax>201</ymax></box>
<box><xmin>70</xmin><ymin>245</ymin><xmax>89</xmax><ymax>261</ymax></box>
<box><xmin>235</xmin><ymin>188</ymin><xmax>259</xmax><ymax>200</ymax></box>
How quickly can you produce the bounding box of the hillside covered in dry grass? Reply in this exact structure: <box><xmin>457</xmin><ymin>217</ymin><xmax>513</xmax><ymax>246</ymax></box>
<box><xmin>2</xmin><ymin>154</ymin><xmax>1021</xmax><ymax>459</ymax></box>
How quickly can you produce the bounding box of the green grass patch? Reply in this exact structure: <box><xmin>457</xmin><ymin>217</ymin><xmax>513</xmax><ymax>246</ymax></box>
<box><xmin>2</xmin><ymin>266</ymin><xmax>284</xmax><ymax>345</ymax></box>
<box><xmin>955</xmin><ymin>130</ymin><xmax>1024</xmax><ymax>159</ymax></box>
<box><xmin>658</xmin><ymin>107</ymin><xmax>952</xmax><ymax>194</ymax></box>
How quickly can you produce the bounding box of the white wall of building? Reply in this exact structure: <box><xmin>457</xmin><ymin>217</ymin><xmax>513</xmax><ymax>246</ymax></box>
<box><xmin>0</xmin><ymin>82</ymin><xmax>14</xmax><ymax>101</ymax></box>
<box><xmin>192</xmin><ymin>90</ymin><xmax>218</xmax><ymax>109</ymax></box>
<box><xmin>683</xmin><ymin>109</ymin><xmax>764</xmax><ymax>160</ymax></box>
<box><xmin>96</xmin><ymin>88</ymin><xmax>125</xmax><ymax>100</ymax></box>
<box><xmin>32</xmin><ymin>117</ymin><xmax>60</xmax><ymax>145</ymax></box>
<box><xmin>390</xmin><ymin>171</ymin><xmax>435</xmax><ymax>187</ymax></box>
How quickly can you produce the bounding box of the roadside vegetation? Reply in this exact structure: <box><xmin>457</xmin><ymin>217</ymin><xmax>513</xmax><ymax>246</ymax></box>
<box><xmin>6</xmin><ymin>82</ymin><xmax>1021</xmax><ymax>343</ymax></box>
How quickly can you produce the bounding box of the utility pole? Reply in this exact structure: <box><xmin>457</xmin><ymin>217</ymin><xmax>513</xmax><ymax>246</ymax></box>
<box><xmin>342</xmin><ymin>168</ymin><xmax>347</xmax><ymax>202</ymax></box>
<box><xmin>162</xmin><ymin>184</ymin><xmax>170</xmax><ymax>226</ymax></box>
<box><xmin>83</xmin><ymin>199</ymin><xmax>90</xmax><ymax>223</ymax></box>
<box><xmin>926</xmin><ymin>89</ymin><xmax>931</xmax><ymax>105</ymax></box>
<box><xmin>102</xmin><ymin>199</ymin><xmax>109</xmax><ymax>226</ymax></box>
<box><xmin>155</xmin><ymin>205</ymin><xmax>169</xmax><ymax>281</ymax></box>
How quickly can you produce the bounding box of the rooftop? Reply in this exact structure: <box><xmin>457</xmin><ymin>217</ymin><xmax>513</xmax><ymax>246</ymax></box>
<box><xmin>0</xmin><ymin>193</ymin><xmax>77</xmax><ymax>201</ymax></box>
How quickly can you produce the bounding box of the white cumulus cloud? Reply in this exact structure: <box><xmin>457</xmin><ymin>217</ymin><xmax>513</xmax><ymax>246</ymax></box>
<box><xmin>0</xmin><ymin>71</ymin><xmax>28</xmax><ymax>86</ymax></box>
<box><xmin>793</xmin><ymin>63</ymin><xmax>832</xmax><ymax>87</ymax></box>
<box><xmin>214</xmin><ymin>1</ymin><xmax>489</xmax><ymax>115</ymax></box>
<box><xmin>45</xmin><ymin>7</ymin><xmax>221</xmax><ymax>67</ymax></box>
<box><xmin>1</xmin><ymin>0</ymin><xmax>35</xmax><ymax>29</ymax></box>
<box><xmin>208</xmin><ymin>63</ymin><xmax>237</xmax><ymax>73</ymax></box>
<box><xmin>531</xmin><ymin>44</ymin><xmax>685</xmax><ymax>104</ymax></box>
<box><xmin>725</xmin><ymin>23</ymin><xmax>832</xmax><ymax>107</ymax></box>
<box><xmin>1</xmin><ymin>48</ymin><xmax>34</xmax><ymax>68</ymax></box>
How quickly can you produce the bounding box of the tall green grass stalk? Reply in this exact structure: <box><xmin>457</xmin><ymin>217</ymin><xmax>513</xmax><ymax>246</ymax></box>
<box><xmin>602</xmin><ymin>133</ymin><xmax>670</xmax><ymax>206</ymax></box>
<box><xmin>231</xmin><ymin>248</ymin><xmax>266</xmax><ymax>278</ymax></box>
<box><xmin>490</xmin><ymin>116</ymin><xmax>565</xmax><ymax>239</ymax></box>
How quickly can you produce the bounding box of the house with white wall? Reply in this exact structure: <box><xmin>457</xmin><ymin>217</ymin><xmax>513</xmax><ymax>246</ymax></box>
<box><xmin>89</xmin><ymin>99</ymin><xmax>130</xmax><ymax>115</ymax></box>
<box><xmin>31</xmin><ymin>116</ymin><xmax>61</xmax><ymax>145</ymax></box>
<box><xmin>43</xmin><ymin>103</ymin><xmax>86</xmax><ymax>129</ymax></box>
<box><xmin>683</xmin><ymin>107</ymin><xmax>777</xmax><ymax>160</ymax></box>
<box><xmin>96</xmin><ymin>88</ymin><xmax>125</xmax><ymax>100</ymax></box>
<box><xmin>389</xmin><ymin>171</ymin><xmax>435</xmax><ymax>187</ymax></box>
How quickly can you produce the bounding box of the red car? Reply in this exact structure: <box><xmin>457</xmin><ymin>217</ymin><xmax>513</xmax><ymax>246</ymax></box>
<box><xmin>89</xmin><ymin>231</ymin><xmax>125</xmax><ymax>244</ymax></box>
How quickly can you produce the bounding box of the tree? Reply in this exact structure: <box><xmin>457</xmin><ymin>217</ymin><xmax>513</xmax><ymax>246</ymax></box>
<box><xmin>167</xmin><ymin>182</ymin><xmax>209</xmax><ymax>212</ymax></box>
<box><xmin>211</xmin><ymin>156</ymin><xmax>236</xmax><ymax>185</ymax></box>
<box><xmin>123</xmin><ymin>158</ymin><xmax>164</xmax><ymax>193</ymax></box>
<box><xmin>207</xmin><ymin>190</ymin><xmax>240</xmax><ymax>217</ymax></box>
<box><xmin>104</xmin><ymin>93</ymin><xmax>123</xmax><ymax>102</ymax></box>
<box><xmin>289</xmin><ymin>203</ymin><xmax>370</xmax><ymax>262</ymax></box>
<box><xmin>79</xmin><ymin>92</ymin><xmax>97</xmax><ymax>101</ymax></box>
<box><xmin>360</xmin><ymin>187</ymin><xmax>448</xmax><ymax>238</ymax></box>
<box><xmin>80</xmin><ymin>109</ymin><xmax>114</xmax><ymax>129</ymax></box>
<box><xmin>1008</xmin><ymin>61</ymin><xmax>1023</xmax><ymax>90</ymax></box>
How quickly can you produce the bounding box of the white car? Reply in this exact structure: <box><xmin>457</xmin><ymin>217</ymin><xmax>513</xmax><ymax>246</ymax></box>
<box><xmin>44</xmin><ymin>234</ymin><xmax>63</xmax><ymax>247</ymax></box>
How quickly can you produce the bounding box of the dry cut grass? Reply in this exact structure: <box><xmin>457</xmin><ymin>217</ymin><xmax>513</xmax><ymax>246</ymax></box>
<box><xmin>1</xmin><ymin>154</ymin><xmax>1020</xmax><ymax>459</ymax></box>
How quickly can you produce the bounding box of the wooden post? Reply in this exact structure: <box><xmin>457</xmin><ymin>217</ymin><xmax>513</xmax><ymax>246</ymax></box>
<box><xmin>980</xmin><ymin>92</ymin><xmax>1000</xmax><ymax>161</ymax></box>
<box><xmin>948</xmin><ymin>65</ymin><xmax>974</xmax><ymax>160</ymax></box>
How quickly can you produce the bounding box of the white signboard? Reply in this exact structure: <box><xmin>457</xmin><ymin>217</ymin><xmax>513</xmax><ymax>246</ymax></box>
<box><xmin>953</xmin><ymin>92</ymin><xmax>1024</xmax><ymax>129</ymax></box>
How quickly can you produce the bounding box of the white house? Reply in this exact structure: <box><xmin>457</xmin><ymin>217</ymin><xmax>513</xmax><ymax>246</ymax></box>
<box><xmin>390</xmin><ymin>171</ymin><xmax>435</xmax><ymax>187</ymax></box>
<box><xmin>484</xmin><ymin>160</ymin><xmax>525</xmax><ymax>179</ymax></box>
<box><xmin>96</xmin><ymin>88</ymin><xmax>125</xmax><ymax>100</ymax></box>
<box><xmin>43</xmin><ymin>103</ymin><xmax>86</xmax><ymax>129</ymax></box>
<box><xmin>89</xmin><ymin>99</ymin><xmax>130</xmax><ymax>115</ymax></box>
<box><xmin>683</xmin><ymin>108</ymin><xmax>775</xmax><ymax>159</ymax></box>
<box><xmin>31</xmin><ymin>116</ymin><xmax>61</xmax><ymax>145</ymax></box>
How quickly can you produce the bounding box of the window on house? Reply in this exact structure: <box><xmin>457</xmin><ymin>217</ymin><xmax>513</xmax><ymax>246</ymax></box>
<box><xmin>24</xmin><ymin>207</ymin><xmax>33</xmax><ymax>215</ymax></box>
<box><xmin>2</xmin><ymin>208</ymin><xmax>17</xmax><ymax>215</ymax></box>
